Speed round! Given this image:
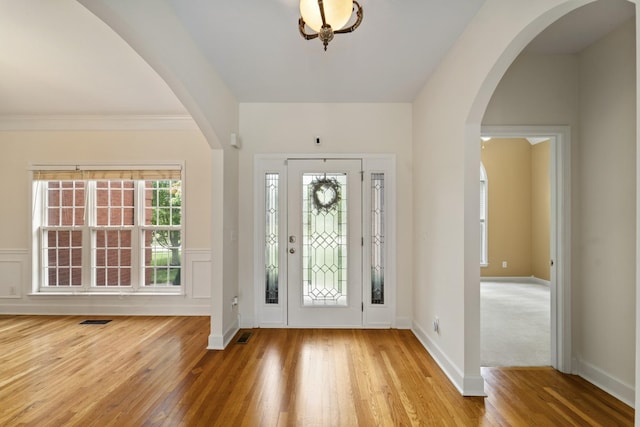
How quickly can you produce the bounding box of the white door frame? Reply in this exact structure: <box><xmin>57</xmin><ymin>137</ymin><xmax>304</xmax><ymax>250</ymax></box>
<box><xmin>481</xmin><ymin>125</ymin><xmax>572</xmax><ymax>373</ymax></box>
<box><xmin>253</xmin><ymin>154</ymin><xmax>397</xmax><ymax>329</ymax></box>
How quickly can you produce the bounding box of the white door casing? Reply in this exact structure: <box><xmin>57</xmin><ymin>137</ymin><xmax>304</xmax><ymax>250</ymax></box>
<box><xmin>481</xmin><ymin>125</ymin><xmax>572</xmax><ymax>373</ymax></box>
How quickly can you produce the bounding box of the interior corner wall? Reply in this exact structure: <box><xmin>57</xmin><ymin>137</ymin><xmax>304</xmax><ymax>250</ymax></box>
<box><xmin>236</xmin><ymin>103</ymin><xmax>413</xmax><ymax>329</ymax></box>
<box><xmin>0</xmin><ymin>128</ymin><xmax>213</xmax><ymax>315</ymax></box>
<box><xmin>481</xmin><ymin>138</ymin><xmax>533</xmax><ymax>277</ymax></box>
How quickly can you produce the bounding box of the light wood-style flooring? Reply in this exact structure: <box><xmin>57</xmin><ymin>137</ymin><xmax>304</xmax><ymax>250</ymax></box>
<box><xmin>0</xmin><ymin>316</ymin><xmax>633</xmax><ymax>426</ymax></box>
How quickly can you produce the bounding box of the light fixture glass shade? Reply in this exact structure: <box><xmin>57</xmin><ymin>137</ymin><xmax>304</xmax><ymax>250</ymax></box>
<box><xmin>299</xmin><ymin>0</ymin><xmax>353</xmax><ymax>32</ymax></box>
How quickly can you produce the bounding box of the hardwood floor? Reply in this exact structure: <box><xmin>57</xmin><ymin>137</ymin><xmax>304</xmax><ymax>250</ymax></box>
<box><xmin>0</xmin><ymin>316</ymin><xmax>633</xmax><ymax>426</ymax></box>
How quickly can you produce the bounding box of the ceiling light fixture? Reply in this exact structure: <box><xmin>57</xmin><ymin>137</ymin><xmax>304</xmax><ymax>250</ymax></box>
<box><xmin>299</xmin><ymin>0</ymin><xmax>363</xmax><ymax>51</ymax></box>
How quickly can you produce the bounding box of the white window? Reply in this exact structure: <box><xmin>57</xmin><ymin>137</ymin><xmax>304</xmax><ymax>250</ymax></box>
<box><xmin>32</xmin><ymin>167</ymin><xmax>183</xmax><ymax>293</ymax></box>
<box><xmin>480</xmin><ymin>163</ymin><xmax>488</xmax><ymax>267</ymax></box>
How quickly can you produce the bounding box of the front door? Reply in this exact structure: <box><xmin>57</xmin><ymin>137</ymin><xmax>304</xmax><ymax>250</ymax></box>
<box><xmin>286</xmin><ymin>159</ymin><xmax>362</xmax><ymax>327</ymax></box>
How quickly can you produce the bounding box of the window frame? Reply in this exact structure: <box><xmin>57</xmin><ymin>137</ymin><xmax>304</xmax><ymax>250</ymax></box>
<box><xmin>31</xmin><ymin>164</ymin><xmax>184</xmax><ymax>295</ymax></box>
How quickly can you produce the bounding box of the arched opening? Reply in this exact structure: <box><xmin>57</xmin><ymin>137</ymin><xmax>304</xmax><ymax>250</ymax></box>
<box><xmin>467</xmin><ymin>0</ymin><xmax>636</xmax><ymax>405</ymax></box>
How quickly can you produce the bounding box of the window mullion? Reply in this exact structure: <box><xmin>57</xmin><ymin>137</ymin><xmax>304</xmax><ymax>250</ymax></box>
<box><xmin>132</xmin><ymin>181</ymin><xmax>144</xmax><ymax>290</ymax></box>
<box><xmin>83</xmin><ymin>181</ymin><xmax>95</xmax><ymax>290</ymax></box>
<box><xmin>39</xmin><ymin>184</ymin><xmax>48</xmax><ymax>289</ymax></box>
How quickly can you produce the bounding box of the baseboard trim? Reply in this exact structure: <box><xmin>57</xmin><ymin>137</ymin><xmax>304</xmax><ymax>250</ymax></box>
<box><xmin>412</xmin><ymin>320</ymin><xmax>486</xmax><ymax>396</ymax></box>
<box><xmin>0</xmin><ymin>304</ymin><xmax>210</xmax><ymax>316</ymax></box>
<box><xmin>207</xmin><ymin>318</ymin><xmax>240</xmax><ymax>350</ymax></box>
<box><xmin>364</xmin><ymin>322</ymin><xmax>393</xmax><ymax>329</ymax></box>
<box><xmin>481</xmin><ymin>276</ymin><xmax>550</xmax><ymax>286</ymax></box>
<box><xmin>576</xmin><ymin>358</ymin><xmax>635</xmax><ymax>408</ymax></box>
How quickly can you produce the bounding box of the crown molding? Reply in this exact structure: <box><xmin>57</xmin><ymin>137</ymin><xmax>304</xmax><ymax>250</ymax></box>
<box><xmin>0</xmin><ymin>115</ymin><xmax>198</xmax><ymax>131</ymax></box>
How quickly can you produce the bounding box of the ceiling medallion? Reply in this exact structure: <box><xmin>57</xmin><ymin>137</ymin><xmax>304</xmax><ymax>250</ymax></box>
<box><xmin>298</xmin><ymin>0</ymin><xmax>363</xmax><ymax>51</ymax></box>
<box><xmin>311</xmin><ymin>176</ymin><xmax>341</xmax><ymax>213</ymax></box>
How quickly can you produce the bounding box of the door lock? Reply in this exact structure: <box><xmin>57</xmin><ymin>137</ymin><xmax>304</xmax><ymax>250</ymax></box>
<box><xmin>289</xmin><ymin>248</ymin><xmax>295</xmax><ymax>254</ymax></box>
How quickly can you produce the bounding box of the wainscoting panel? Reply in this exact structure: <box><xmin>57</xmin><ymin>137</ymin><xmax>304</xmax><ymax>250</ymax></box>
<box><xmin>0</xmin><ymin>249</ymin><xmax>211</xmax><ymax>315</ymax></box>
<box><xmin>0</xmin><ymin>250</ymin><xmax>28</xmax><ymax>299</ymax></box>
<box><xmin>185</xmin><ymin>249</ymin><xmax>212</xmax><ymax>299</ymax></box>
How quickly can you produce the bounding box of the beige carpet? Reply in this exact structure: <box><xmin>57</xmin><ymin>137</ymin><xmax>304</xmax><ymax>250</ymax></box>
<box><xmin>481</xmin><ymin>281</ymin><xmax>550</xmax><ymax>367</ymax></box>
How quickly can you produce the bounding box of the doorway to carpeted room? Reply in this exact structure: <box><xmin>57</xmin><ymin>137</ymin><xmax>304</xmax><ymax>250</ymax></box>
<box><xmin>481</xmin><ymin>281</ymin><xmax>550</xmax><ymax>367</ymax></box>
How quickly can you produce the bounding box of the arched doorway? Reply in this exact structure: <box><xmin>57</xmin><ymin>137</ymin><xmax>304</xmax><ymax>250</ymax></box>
<box><xmin>467</xmin><ymin>0</ymin><xmax>637</xmax><ymax>402</ymax></box>
<box><xmin>410</xmin><ymin>0</ymin><xmax>636</xmax><ymax>399</ymax></box>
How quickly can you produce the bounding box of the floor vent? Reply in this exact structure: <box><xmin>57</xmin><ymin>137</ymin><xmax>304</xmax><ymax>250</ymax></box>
<box><xmin>80</xmin><ymin>319</ymin><xmax>112</xmax><ymax>325</ymax></box>
<box><xmin>236</xmin><ymin>332</ymin><xmax>252</xmax><ymax>344</ymax></box>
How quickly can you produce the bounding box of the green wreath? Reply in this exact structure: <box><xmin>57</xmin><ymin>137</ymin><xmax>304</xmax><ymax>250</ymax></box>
<box><xmin>311</xmin><ymin>177</ymin><xmax>341</xmax><ymax>213</ymax></box>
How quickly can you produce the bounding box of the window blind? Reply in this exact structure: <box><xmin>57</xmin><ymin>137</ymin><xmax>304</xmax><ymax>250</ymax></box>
<box><xmin>32</xmin><ymin>168</ymin><xmax>181</xmax><ymax>181</ymax></box>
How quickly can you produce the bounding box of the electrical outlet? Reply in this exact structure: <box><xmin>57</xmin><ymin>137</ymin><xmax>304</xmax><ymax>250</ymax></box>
<box><xmin>502</xmin><ymin>261</ymin><xmax>507</xmax><ymax>268</ymax></box>
<box><xmin>433</xmin><ymin>317</ymin><xmax>440</xmax><ymax>334</ymax></box>
<box><xmin>9</xmin><ymin>286</ymin><xmax>16</xmax><ymax>295</ymax></box>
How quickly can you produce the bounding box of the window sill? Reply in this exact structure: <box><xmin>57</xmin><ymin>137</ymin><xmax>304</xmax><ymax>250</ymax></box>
<box><xmin>29</xmin><ymin>292</ymin><xmax>184</xmax><ymax>297</ymax></box>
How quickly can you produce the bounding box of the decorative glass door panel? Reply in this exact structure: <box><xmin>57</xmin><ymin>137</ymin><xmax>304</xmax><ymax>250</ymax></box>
<box><xmin>302</xmin><ymin>172</ymin><xmax>348</xmax><ymax>306</ymax></box>
<box><xmin>287</xmin><ymin>159</ymin><xmax>362</xmax><ymax>327</ymax></box>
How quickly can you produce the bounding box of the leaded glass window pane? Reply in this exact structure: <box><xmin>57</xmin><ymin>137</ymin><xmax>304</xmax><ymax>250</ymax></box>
<box><xmin>265</xmin><ymin>173</ymin><xmax>279</xmax><ymax>304</ymax></box>
<box><xmin>371</xmin><ymin>173</ymin><xmax>385</xmax><ymax>304</ymax></box>
<box><xmin>302</xmin><ymin>173</ymin><xmax>348</xmax><ymax>306</ymax></box>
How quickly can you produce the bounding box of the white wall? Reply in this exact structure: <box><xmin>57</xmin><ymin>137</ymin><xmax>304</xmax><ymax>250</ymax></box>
<box><xmin>483</xmin><ymin>53</ymin><xmax>580</xmax><ymax>127</ymax></box>
<box><xmin>577</xmin><ymin>18</ymin><xmax>636</xmax><ymax>401</ymax></box>
<box><xmin>0</xmin><ymin>125</ymin><xmax>213</xmax><ymax>315</ymax></box>
<box><xmin>237</xmin><ymin>103</ymin><xmax>413</xmax><ymax>328</ymax></box>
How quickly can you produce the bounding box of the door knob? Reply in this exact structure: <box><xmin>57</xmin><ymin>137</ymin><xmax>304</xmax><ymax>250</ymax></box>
<box><xmin>289</xmin><ymin>248</ymin><xmax>295</xmax><ymax>254</ymax></box>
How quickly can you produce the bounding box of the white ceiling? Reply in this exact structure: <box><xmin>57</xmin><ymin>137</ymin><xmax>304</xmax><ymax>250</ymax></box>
<box><xmin>0</xmin><ymin>0</ymin><xmax>635</xmax><ymax>115</ymax></box>
<box><xmin>166</xmin><ymin>0</ymin><xmax>485</xmax><ymax>102</ymax></box>
<box><xmin>526</xmin><ymin>0</ymin><xmax>635</xmax><ymax>54</ymax></box>
<box><xmin>0</xmin><ymin>0</ymin><xmax>186</xmax><ymax>115</ymax></box>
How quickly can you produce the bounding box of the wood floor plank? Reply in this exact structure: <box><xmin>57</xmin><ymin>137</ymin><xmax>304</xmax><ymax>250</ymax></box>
<box><xmin>0</xmin><ymin>316</ymin><xmax>633</xmax><ymax>426</ymax></box>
